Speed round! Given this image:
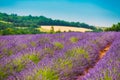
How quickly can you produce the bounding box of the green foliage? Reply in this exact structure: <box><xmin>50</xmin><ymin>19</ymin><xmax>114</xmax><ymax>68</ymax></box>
<box><xmin>30</xmin><ymin>41</ymin><xmax>36</xmax><ymax>47</ymax></box>
<box><xmin>49</xmin><ymin>26</ymin><xmax>55</xmax><ymax>34</ymax></box>
<box><xmin>8</xmin><ymin>49</ymin><xmax>13</xmax><ymax>56</ymax></box>
<box><xmin>0</xmin><ymin>69</ymin><xmax>8</xmax><ymax>79</ymax></box>
<box><xmin>70</xmin><ymin>37</ymin><xmax>79</xmax><ymax>43</ymax></box>
<box><xmin>0</xmin><ymin>61</ymin><xmax>25</xmax><ymax>79</ymax></box>
<box><xmin>2</xmin><ymin>28</ymin><xmax>15</xmax><ymax>35</ymax></box>
<box><xmin>55</xmin><ymin>58</ymin><xmax>73</xmax><ymax>69</ymax></box>
<box><xmin>53</xmin><ymin>57</ymin><xmax>73</xmax><ymax>78</ymax></box>
<box><xmin>21</xmin><ymin>54</ymin><xmax>40</xmax><ymax>64</ymax></box>
<box><xmin>91</xmin><ymin>28</ymin><xmax>103</xmax><ymax>32</ymax></box>
<box><xmin>1</xmin><ymin>27</ymin><xmax>43</xmax><ymax>35</ymax></box>
<box><xmin>13</xmin><ymin>58</ymin><xmax>25</xmax><ymax>72</ymax></box>
<box><xmin>56</xmin><ymin>29</ymin><xmax>61</xmax><ymax>33</ymax></box>
<box><xmin>66</xmin><ymin>47</ymin><xmax>89</xmax><ymax>59</ymax></box>
<box><xmin>39</xmin><ymin>37</ymin><xmax>50</xmax><ymax>44</ymax></box>
<box><xmin>54</xmin><ymin>42</ymin><xmax>64</xmax><ymax>50</ymax></box>
<box><xmin>0</xmin><ymin>12</ymin><xmax>96</xmax><ymax>32</ymax></box>
<box><xmin>44</xmin><ymin>47</ymin><xmax>54</xmax><ymax>55</ymax></box>
<box><xmin>0</xmin><ymin>12</ymin><xmax>98</xmax><ymax>35</ymax></box>
<box><xmin>12</xmin><ymin>54</ymin><xmax>40</xmax><ymax>72</ymax></box>
<box><xmin>68</xmin><ymin>30</ymin><xmax>72</xmax><ymax>32</ymax></box>
<box><xmin>0</xmin><ymin>22</ymin><xmax>13</xmax><ymax>30</ymax></box>
<box><xmin>100</xmin><ymin>70</ymin><xmax>112</xmax><ymax>80</ymax></box>
<box><xmin>27</xmin><ymin>54</ymin><xmax>40</xmax><ymax>64</ymax></box>
<box><xmin>2</xmin><ymin>48</ymin><xmax>13</xmax><ymax>56</ymax></box>
<box><xmin>34</xmin><ymin>67</ymin><xmax>59</xmax><ymax>80</ymax></box>
<box><xmin>105</xmin><ymin>22</ymin><xmax>120</xmax><ymax>31</ymax></box>
<box><xmin>26</xmin><ymin>76</ymin><xmax>33</xmax><ymax>80</ymax></box>
<box><xmin>16</xmin><ymin>63</ymin><xmax>25</xmax><ymax>72</ymax></box>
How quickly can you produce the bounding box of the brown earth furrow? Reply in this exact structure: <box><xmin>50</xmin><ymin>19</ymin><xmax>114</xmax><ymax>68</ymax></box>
<box><xmin>76</xmin><ymin>43</ymin><xmax>111</xmax><ymax>80</ymax></box>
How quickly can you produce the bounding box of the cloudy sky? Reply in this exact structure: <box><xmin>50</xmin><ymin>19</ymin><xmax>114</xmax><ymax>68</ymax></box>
<box><xmin>0</xmin><ymin>0</ymin><xmax>120</xmax><ymax>27</ymax></box>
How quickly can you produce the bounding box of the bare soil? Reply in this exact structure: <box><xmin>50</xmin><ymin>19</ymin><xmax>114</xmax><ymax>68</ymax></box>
<box><xmin>76</xmin><ymin>43</ymin><xmax>111</xmax><ymax>80</ymax></box>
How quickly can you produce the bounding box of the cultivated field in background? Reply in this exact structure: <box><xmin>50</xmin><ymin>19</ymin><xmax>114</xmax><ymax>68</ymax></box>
<box><xmin>38</xmin><ymin>26</ymin><xmax>92</xmax><ymax>32</ymax></box>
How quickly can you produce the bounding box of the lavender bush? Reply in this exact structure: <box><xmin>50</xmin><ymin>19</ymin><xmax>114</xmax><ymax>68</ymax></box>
<box><xmin>0</xmin><ymin>32</ymin><xmax>119</xmax><ymax>80</ymax></box>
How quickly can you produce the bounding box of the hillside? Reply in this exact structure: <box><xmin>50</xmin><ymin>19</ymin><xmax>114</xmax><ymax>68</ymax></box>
<box><xmin>0</xmin><ymin>12</ymin><xmax>96</xmax><ymax>29</ymax></box>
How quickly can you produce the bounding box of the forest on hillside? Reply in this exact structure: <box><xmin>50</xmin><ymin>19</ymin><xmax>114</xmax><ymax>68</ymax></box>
<box><xmin>0</xmin><ymin>12</ymin><xmax>96</xmax><ymax>29</ymax></box>
<box><xmin>0</xmin><ymin>12</ymin><xmax>98</xmax><ymax>35</ymax></box>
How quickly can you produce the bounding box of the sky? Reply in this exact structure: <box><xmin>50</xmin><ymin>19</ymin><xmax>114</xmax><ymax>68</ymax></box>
<box><xmin>0</xmin><ymin>0</ymin><xmax>120</xmax><ymax>27</ymax></box>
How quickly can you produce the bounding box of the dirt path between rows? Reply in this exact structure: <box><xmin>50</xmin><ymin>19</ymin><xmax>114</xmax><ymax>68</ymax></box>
<box><xmin>76</xmin><ymin>43</ymin><xmax>111</xmax><ymax>80</ymax></box>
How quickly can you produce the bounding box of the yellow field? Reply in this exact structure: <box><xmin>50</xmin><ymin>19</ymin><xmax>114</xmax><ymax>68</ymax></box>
<box><xmin>37</xmin><ymin>26</ymin><xmax>92</xmax><ymax>32</ymax></box>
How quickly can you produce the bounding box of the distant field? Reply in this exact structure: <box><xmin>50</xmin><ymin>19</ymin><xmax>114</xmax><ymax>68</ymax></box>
<box><xmin>37</xmin><ymin>26</ymin><xmax>92</xmax><ymax>32</ymax></box>
<box><xmin>0</xmin><ymin>20</ymin><xmax>12</xmax><ymax>24</ymax></box>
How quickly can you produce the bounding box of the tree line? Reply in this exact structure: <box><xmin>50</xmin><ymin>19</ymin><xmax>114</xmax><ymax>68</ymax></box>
<box><xmin>0</xmin><ymin>12</ymin><xmax>96</xmax><ymax>29</ymax></box>
<box><xmin>105</xmin><ymin>22</ymin><xmax>120</xmax><ymax>31</ymax></box>
<box><xmin>0</xmin><ymin>22</ymin><xmax>44</xmax><ymax>35</ymax></box>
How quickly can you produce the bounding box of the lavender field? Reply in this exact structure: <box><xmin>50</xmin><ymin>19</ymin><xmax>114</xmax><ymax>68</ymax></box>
<box><xmin>0</xmin><ymin>32</ymin><xmax>120</xmax><ymax>80</ymax></box>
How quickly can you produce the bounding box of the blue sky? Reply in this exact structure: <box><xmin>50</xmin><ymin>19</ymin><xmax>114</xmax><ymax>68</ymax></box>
<box><xmin>0</xmin><ymin>0</ymin><xmax>120</xmax><ymax>27</ymax></box>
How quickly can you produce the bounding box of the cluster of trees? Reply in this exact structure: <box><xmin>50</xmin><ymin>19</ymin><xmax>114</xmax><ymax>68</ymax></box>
<box><xmin>0</xmin><ymin>22</ymin><xmax>43</xmax><ymax>35</ymax></box>
<box><xmin>0</xmin><ymin>12</ymin><xmax>96</xmax><ymax>29</ymax></box>
<box><xmin>0</xmin><ymin>27</ymin><xmax>43</xmax><ymax>35</ymax></box>
<box><xmin>105</xmin><ymin>22</ymin><xmax>120</xmax><ymax>31</ymax></box>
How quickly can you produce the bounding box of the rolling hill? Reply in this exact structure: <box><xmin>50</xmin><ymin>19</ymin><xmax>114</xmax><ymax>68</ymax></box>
<box><xmin>0</xmin><ymin>12</ymin><xmax>96</xmax><ymax>30</ymax></box>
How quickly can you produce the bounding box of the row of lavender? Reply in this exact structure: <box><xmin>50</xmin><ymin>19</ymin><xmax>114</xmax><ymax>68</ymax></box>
<box><xmin>0</xmin><ymin>32</ymin><xmax>117</xmax><ymax>80</ymax></box>
<box><xmin>80</xmin><ymin>33</ymin><xmax>120</xmax><ymax>80</ymax></box>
